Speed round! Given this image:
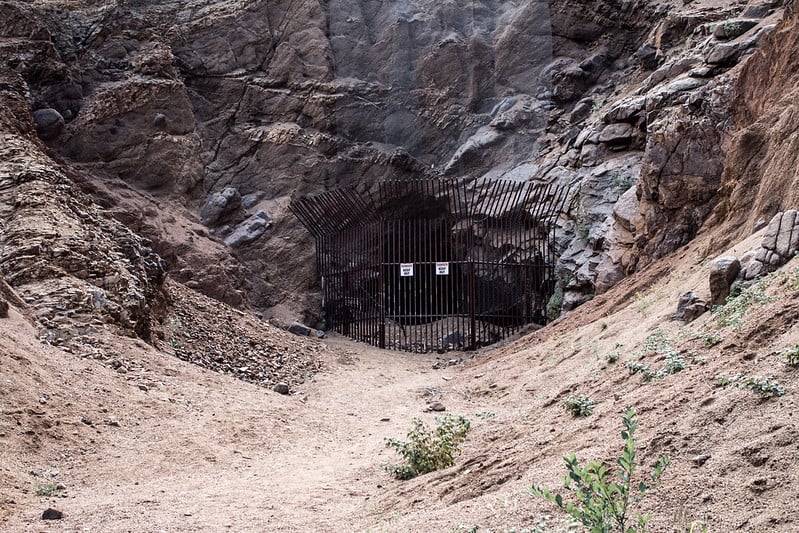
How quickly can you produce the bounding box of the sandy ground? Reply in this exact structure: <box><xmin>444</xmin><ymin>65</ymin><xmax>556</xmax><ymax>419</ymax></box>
<box><xmin>2</xmin><ymin>229</ymin><xmax>799</xmax><ymax>532</ymax></box>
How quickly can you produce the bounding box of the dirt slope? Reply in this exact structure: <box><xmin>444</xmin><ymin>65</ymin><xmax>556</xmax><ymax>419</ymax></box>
<box><xmin>2</xmin><ymin>222</ymin><xmax>799</xmax><ymax>532</ymax></box>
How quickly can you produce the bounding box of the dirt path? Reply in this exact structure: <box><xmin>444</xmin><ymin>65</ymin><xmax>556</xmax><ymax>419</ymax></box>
<box><xmin>1</xmin><ymin>328</ymin><xmax>477</xmax><ymax>532</ymax></box>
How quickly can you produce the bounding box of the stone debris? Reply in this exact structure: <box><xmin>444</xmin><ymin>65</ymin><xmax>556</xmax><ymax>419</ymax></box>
<box><xmin>165</xmin><ymin>282</ymin><xmax>323</xmax><ymax>389</ymax></box>
<box><xmin>273</xmin><ymin>382</ymin><xmax>290</xmax><ymax>395</ymax></box>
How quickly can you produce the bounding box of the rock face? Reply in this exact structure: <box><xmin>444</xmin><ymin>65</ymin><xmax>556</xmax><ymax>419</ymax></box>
<box><xmin>736</xmin><ymin>210</ymin><xmax>799</xmax><ymax>281</ymax></box>
<box><xmin>0</xmin><ymin>0</ymin><xmax>794</xmax><ymax>322</ymax></box>
<box><xmin>0</xmin><ymin>70</ymin><xmax>166</xmax><ymax>347</ymax></box>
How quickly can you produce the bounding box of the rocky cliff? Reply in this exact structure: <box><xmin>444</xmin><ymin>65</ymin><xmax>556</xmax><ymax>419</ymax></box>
<box><xmin>0</xmin><ymin>0</ymin><xmax>796</xmax><ymax>330</ymax></box>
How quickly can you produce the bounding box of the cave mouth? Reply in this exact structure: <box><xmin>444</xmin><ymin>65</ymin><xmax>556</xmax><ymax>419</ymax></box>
<box><xmin>290</xmin><ymin>178</ymin><xmax>570</xmax><ymax>353</ymax></box>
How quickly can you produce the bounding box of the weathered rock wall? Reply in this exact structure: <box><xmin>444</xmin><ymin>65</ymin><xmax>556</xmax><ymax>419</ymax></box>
<box><xmin>0</xmin><ymin>68</ymin><xmax>166</xmax><ymax>346</ymax></box>
<box><xmin>0</xmin><ymin>0</ymin><xmax>793</xmax><ymax>323</ymax></box>
<box><xmin>709</xmin><ymin>5</ymin><xmax>799</xmax><ymax>244</ymax></box>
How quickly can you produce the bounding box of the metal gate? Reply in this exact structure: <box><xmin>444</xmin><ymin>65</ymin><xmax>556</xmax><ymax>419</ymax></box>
<box><xmin>290</xmin><ymin>178</ymin><xmax>570</xmax><ymax>352</ymax></box>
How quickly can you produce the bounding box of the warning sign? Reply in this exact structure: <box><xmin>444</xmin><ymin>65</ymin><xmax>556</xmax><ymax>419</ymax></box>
<box><xmin>435</xmin><ymin>262</ymin><xmax>450</xmax><ymax>276</ymax></box>
<box><xmin>400</xmin><ymin>263</ymin><xmax>414</xmax><ymax>277</ymax></box>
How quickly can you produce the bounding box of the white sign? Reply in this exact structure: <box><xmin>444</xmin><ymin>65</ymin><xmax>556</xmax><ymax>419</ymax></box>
<box><xmin>435</xmin><ymin>262</ymin><xmax>450</xmax><ymax>276</ymax></box>
<box><xmin>400</xmin><ymin>263</ymin><xmax>414</xmax><ymax>277</ymax></box>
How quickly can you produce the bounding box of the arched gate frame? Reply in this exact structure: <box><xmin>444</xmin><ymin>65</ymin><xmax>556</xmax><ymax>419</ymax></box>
<box><xmin>290</xmin><ymin>179</ymin><xmax>571</xmax><ymax>353</ymax></box>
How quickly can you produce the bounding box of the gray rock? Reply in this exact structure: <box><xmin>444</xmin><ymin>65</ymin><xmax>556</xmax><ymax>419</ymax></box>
<box><xmin>705</xmin><ymin>42</ymin><xmax>743</xmax><ymax>66</ymax></box>
<box><xmin>223</xmin><ymin>211</ymin><xmax>270</xmax><ymax>248</ymax></box>
<box><xmin>692</xmin><ymin>454</ymin><xmax>711</xmax><ymax>466</ymax></box>
<box><xmin>427</xmin><ymin>402</ymin><xmax>446</xmax><ymax>412</ymax></box>
<box><xmin>241</xmin><ymin>193</ymin><xmax>263</xmax><ymax>210</ymax></box>
<box><xmin>153</xmin><ymin>113</ymin><xmax>167</xmax><ymax>129</ymax></box>
<box><xmin>200</xmin><ymin>188</ymin><xmax>242</xmax><ymax>226</ymax></box>
<box><xmin>710</xmin><ymin>256</ymin><xmax>741</xmax><ymax>306</ymax></box>
<box><xmin>672</xmin><ymin>291</ymin><xmax>708</xmax><ymax>322</ymax></box>
<box><xmin>274</xmin><ymin>382</ymin><xmax>290</xmax><ymax>395</ymax></box>
<box><xmin>598</xmin><ymin>123</ymin><xmax>635</xmax><ymax>145</ymax></box>
<box><xmin>288</xmin><ymin>321</ymin><xmax>312</xmax><ymax>336</ymax></box>
<box><xmin>742</xmin><ymin>5</ymin><xmax>772</xmax><ymax>18</ymax></box>
<box><xmin>440</xmin><ymin>330</ymin><xmax>464</xmax><ymax>346</ymax></box>
<box><xmin>713</xmin><ymin>19</ymin><xmax>759</xmax><ymax>40</ymax></box>
<box><xmin>634</xmin><ymin>43</ymin><xmax>659</xmax><ymax>70</ymax></box>
<box><xmin>761</xmin><ymin>212</ymin><xmax>782</xmax><ymax>250</ymax></box>
<box><xmin>33</xmin><ymin>108</ymin><xmax>65</xmax><ymax>140</ymax></box>
<box><xmin>775</xmin><ymin>209</ymin><xmax>797</xmax><ymax>257</ymax></box>
<box><xmin>569</xmin><ymin>98</ymin><xmax>593</xmax><ymax>124</ymax></box>
<box><xmin>603</xmin><ymin>96</ymin><xmax>646</xmax><ymax>124</ymax></box>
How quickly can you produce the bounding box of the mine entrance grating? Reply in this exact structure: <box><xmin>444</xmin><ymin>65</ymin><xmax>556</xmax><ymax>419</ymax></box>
<box><xmin>290</xmin><ymin>178</ymin><xmax>571</xmax><ymax>353</ymax></box>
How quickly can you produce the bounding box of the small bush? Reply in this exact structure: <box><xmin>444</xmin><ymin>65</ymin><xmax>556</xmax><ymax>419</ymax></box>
<box><xmin>713</xmin><ymin>278</ymin><xmax>776</xmax><ymax>330</ymax></box>
<box><xmin>531</xmin><ymin>408</ymin><xmax>669</xmax><ymax>533</ymax></box>
<box><xmin>35</xmin><ymin>482</ymin><xmax>62</xmax><ymax>497</ymax></box>
<box><xmin>605</xmin><ymin>351</ymin><xmax>620</xmax><ymax>364</ymax></box>
<box><xmin>780</xmin><ymin>344</ymin><xmax>799</xmax><ymax>367</ymax></box>
<box><xmin>717</xmin><ymin>374</ymin><xmax>785</xmax><ymax>397</ymax></box>
<box><xmin>563</xmin><ymin>395</ymin><xmax>596</xmax><ymax>417</ymax></box>
<box><xmin>384</xmin><ymin>415</ymin><xmax>471</xmax><ymax>480</ymax></box>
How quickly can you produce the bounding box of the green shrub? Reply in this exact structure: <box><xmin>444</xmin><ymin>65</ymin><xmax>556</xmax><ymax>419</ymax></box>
<box><xmin>713</xmin><ymin>278</ymin><xmax>776</xmax><ymax>330</ymax></box>
<box><xmin>384</xmin><ymin>415</ymin><xmax>471</xmax><ymax>480</ymax></box>
<box><xmin>35</xmin><ymin>482</ymin><xmax>62</xmax><ymax>496</ymax></box>
<box><xmin>717</xmin><ymin>374</ymin><xmax>785</xmax><ymax>397</ymax></box>
<box><xmin>563</xmin><ymin>395</ymin><xmax>596</xmax><ymax>417</ymax></box>
<box><xmin>531</xmin><ymin>408</ymin><xmax>669</xmax><ymax>533</ymax></box>
<box><xmin>780</xmin><ymin>344</ymin><xmax>799</xmax><ymax>367</ymax></box>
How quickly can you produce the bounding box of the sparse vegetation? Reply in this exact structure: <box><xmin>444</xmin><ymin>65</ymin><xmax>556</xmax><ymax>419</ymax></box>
<box><xmin>696</xmin><ymin>331</ymin><xmax>723</xmax><ymax>348</ymax></box>
<box><xmin>625</xmin><ymin>330</ymin><xmax>692</xmax><ymax>384</ymax></box>
<box><xmin>563</xmin><ymin>395</ymin><xmax>596</xmax><ymax>417</ymax></box>
<box><xmin>713</xmin><ymin>277</ymin><xmax>776</xmax><ymax>330</ymax></box>
<box><xmin>35</xmin><ymin>482</ymin><xmax>63</xmax><ymax>497</ymax></box>
<box><xmin>605</xmin><ymin>351</ymin><xmax>620</xmax><ymax>364</ymax></box>
<box><xmin>384</xmin><ymin>415</ymin><xmax>471</xmax><ymax>480</ymax></box>
<box><xmin>717</xmin><ymin>374</ymin><xmax>785</xmax><ymax>398</ymax></box>
<box><xmin>780</xmin><ymin>344</ymin><xmax>799</xmax><ymax>367</ymax></box>
<box><xmin>548</xmin><ymin>281</ymin><xmax>565</xmax><ymax>321</ymax></box>
<box><xmin>531</xmin><ymin>408</ymin><xmax>669</xmax><ymax>533</ymax></box>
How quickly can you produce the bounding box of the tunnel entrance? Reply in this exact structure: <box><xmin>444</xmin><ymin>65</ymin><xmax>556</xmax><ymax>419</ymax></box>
<box><xmin>290</xmin><ymin>178</ymin><xmax>570</xmax><ymax>353</ymax></box>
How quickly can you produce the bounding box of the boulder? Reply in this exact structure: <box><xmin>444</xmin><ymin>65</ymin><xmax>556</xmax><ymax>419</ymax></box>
<box><xmin>32</xmin><ymin>108</ymin><xmax>65</xmax><ymax>140</ymax></box>
<box><xmin>672</xmin><ymin>291</ymin><xmax>708</xmax><ymax>322</ymax></box>
<box><xmin>287</xmin><ymin>321</ymin><xmax>312</xmax><ymax>336</ymax></box>
<box><xmin>709</xmin><ymin>256</ymin><xmax>741</xmax><ymax>306</ymax></box>
<box><xmin>200</xmin><ymin>188</ymin><xmax>241</xmax><ymax>226</ymax></box>
<box><xmin>223</xmin><ymin>211</ymin><xmax>270</xmax><ymax>248</ymax></box>
<box><xmin>713</xmin><ymin>19</ymin><xmax>759</xmax><ymax>40</ymax></box>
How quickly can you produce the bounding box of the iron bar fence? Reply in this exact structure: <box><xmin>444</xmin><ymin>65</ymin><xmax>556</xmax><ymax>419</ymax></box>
<box><xmin>290</xmin><ymin>178</ymin><xmax>571</xmax><ymax>353</ymax></box>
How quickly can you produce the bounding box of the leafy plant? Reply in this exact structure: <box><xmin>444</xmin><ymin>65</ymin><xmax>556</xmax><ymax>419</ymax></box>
<box><xmin>780</xmin><ymin>344</ymin><xmax>799</xmax><ymax>367</ymax></box>
<box><xmin>713</xmin><ymin>278</ymin><xmax>776</xmax><ymax>330</ymax></box>
<box><xmin>625</xmin><ymin>360</ymin><xmax>650</xmax><ymax>376</ymax></box>
<box><xmin>548</xmin><ymin>282</ymin><xmax>565</xmax><ymax>321</ymax></box>
<box><xmin>531</xmin><ymin>408</ymin><xmax>669</xmax><ymax>533</ymax></box>
<box><xmin>695</xmin><ymin>331</ymin><xmax>723</xmax><ymax>348</ymax></box>
<box><xmin>717</xmin><ymin>374</ymin><xmax>785</xmax><ymax>397</ymax></box>
<box><xmin>35</xmin><ymin>482</ymin><xmax>63</xmax><ymax>497</ymax></box>
<box><xmin>563</xmin><ymin>395</ymin><xmax>596</xmax><ymax>417</ymax></box>
<box><xmin>605</xmin><ymin>351</ymin><xmax>620</xmax><ymax>364</ymax></box>
<box><xmin>384</xmin><ymin>415</ymin><xmax>471</xmax><ymax>480</ymax></box>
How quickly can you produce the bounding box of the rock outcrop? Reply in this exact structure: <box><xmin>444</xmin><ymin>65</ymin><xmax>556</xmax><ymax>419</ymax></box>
<box><xmin>0</xmin><ymin>0</ymin><xmax>794</xmax><ymax>322</ymax></box>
